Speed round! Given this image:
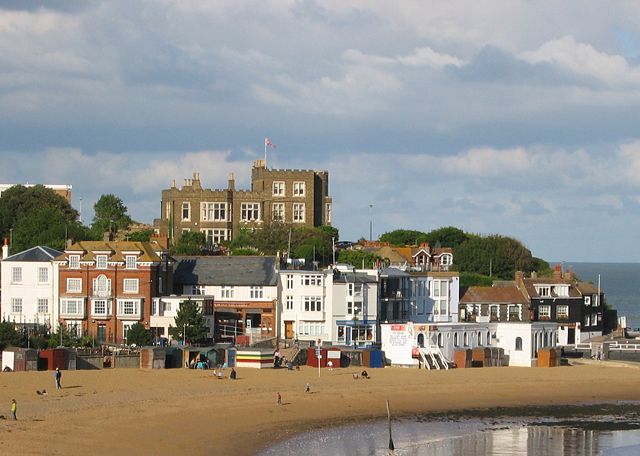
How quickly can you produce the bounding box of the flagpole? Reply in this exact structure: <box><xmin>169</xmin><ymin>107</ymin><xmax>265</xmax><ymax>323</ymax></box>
<box><xmin>264</xmin><ymin>138</ymin><xmax>267</xmax><ymax>168</ymax></box>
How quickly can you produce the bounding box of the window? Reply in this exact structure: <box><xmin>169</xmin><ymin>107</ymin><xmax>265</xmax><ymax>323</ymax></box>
<box><xmin>250</xmin><ymin>286</ymin><xmax>264</xmax><ymax>299</ymax></box>
<box><xmin>37</xmin><ymin>298</ymin><xmax>49</xmax><ymax>313</ymax></box>
<box><xmin>463</xmin><ymin>332</ymin><xmax>468</xmax><ymax>346</ymax></box>
<box><xmin>92</xmin><ymin>275</ymin><xmax>111</xmax><ymax>296</ymax></box>
<box><xmin>536</xmin><ymin>286</ymin><xmax>551</xmax><ymax>297</ymax></box>
<box><xmin>182</xmin><ymin>202</ymin><xmax>190</xmax><ymax>221</ymax></box>
<box><xmin>125</xmin><ymin>255</ymin><xmax>137</xmax><ymax>269</ymax></box>
<box><xmin>11</xmin><ymin>297</ymin><xmax>22</xmax><ymax>313</ymax></box>
<box><xmin>515</xmin><ymin>337</ymin><xmax>523</xmax><ymax>351</ymax></box>
<box><xmin>61</xmin><ymin>299</ymin><xmax>83</xmax><ymax>315</ymax></box>
<box><xmin>293</xmin><ymin>203</ymin><xmax>305</xmax><ymax>223</ymax></box>
<box><xmin>123</xmin><ymin>323</ymin><xmax>133</xmax><ymax>342</ymax></box>
<box><xmin>584</xmin><ymin>296</ymin><xmax>591</xmax><ymax>306</ymax></box>
<box><xmin>302</xmin><ymin>275</ymin><xmax>321</xmax><ymax>286</ymax></box>
<box><xmin>165</xmin><ymin>202</ymin><xmax>171</xmax><ymax>219</ymax></box>
<box><xmin>554</xmin><ymin>285</ymin><xmax>569</xmax><ymax>297</ymax></box>
<box><xmin>117</xmin><ymin>299</ymin><xmax>140</xmax><ymax>317</ymax></box>
<box><xmin>191</xmin><ymin>285</ymin><xmax>205</xmax><ymax>295</ymax></box>
<box><xmin>286</xmin><ymin>296</ymin><xmax>294</xmax><ymax>311</ymax></box>
<box><xmin>303</xmin><ymin>296</ymin><xmax>322</xmax><ymax>312</ymax></box>
<box><xmin>123</xmin><ymin>279</ymin><xmax>139</xmax><ymax>293</ymax></box>
<box><xmin>454</xmin><ymin>332</ymin><xmax>459</xmax><ymax>347</ymax></box>
<box><xmin>438</xmin><ymin>333</ymin><xmax>443</xmax><ymax>348</ymax></box>
<box><xmin>286</xmin><ymin>274</ymin><xmax>294</xmax><ymax>290</ymax></box>
<box><xmin>539</xmin><ymin>305</ymin><xmax>551</xmax><ymax>319</ymax></box>
<box><xmin>69</xmin><ymin>255</ymin><xmax>80</xmax><ymax>269</ymax></box>
<box><xmin>325</xmin><ymin>202</ymin><xmax>332</xmax><ymax>224</ymax></box>
<box><xmin>221</xmin><ymin>286</ymin><xmax>234</xmax><ymax>299</ymax></box>
<box><xmin>556</xmin><ymin>305</ymin><xmax>569</xmax><ymax>320</ymax></box>
<box><xmin>92</xmin><ymin>299</ymin><xmax>108</xmax><ymax>315</ymax></box>
<box><xmin>240</xmin><ymin>202</ymin><xmax>261</xmax><ymax>221</ymax></box>
<box><xmin>96</xmin><ymin>255</ymin><xmax>108</xmax><ymax>269</ymax></box>
<box><xmin>478</xmin><ymin>331</ymin><xmax>483</xmax><ymax>346</ymax></box>
<box><xmin>67</xmin><ymin>278</ymin><xmax>82</xmax><ymax>292</ymax></box>
<box><xmin>11</xmin><ymin>267</ymin><xmax>22</xmax><ymax>284</ymax></box>
<box><xmin>272</xmin><ymin>203</ymin><xmax>285</xmax><ymax>221</ymax></box>
<box><xmin>508</xmin><ymin>305</ymin><xmax>521</xmax><ymax>321</ymax></box>
<box><xmin>201</xmin><ymin>202</ymin><xmax>228</xmax><ymax>222</ymax></box>
<box><xmin>182</xmin><ymin>228</ymin><xmax>191</xmax><ymax>234</ymax></box>
<box><xmin>293</xmin><ymin>181</ymin><xmax>305</xmax><ymax>196</ymax></box>
<box><xmin>38</xmin><ymin>267</ymin><xmax>49</xmax><ymax>283</ymax></box>
<box><xmin>273</xmin><ymin>181</ymin><xmax>285</xmax><ymax>196</ymax></box>
<box><xmin>202</xmin><ymin>228</ymin><xmax>229</xmax><ymax>245</ymax></box>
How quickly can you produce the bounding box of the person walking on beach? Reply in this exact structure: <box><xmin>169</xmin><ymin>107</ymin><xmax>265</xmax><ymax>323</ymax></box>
<box><xmin>305</xmin><ymin>382</ymin><xmax>311</xmax><ymax>393</ymax></box>
<box><xmin>277</xmin><ymin>392</ymin><xmax>282</xmax><ymax>405</ymax></box>
<box><xmin>54</xmin><ymin>367</ymin><xmax>62</xmax><ymax>390</ymax></box>
<box><xmin>10</xmin><ymin>399</ymin><xmax>16</xmax><ymax>420</ymax></box>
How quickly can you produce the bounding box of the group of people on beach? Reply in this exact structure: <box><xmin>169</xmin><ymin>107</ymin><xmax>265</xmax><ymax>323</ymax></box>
<box><xmin>8</xmin><ymin>367</ymin><xmax>62</xmax><ymax>420</ymax></box>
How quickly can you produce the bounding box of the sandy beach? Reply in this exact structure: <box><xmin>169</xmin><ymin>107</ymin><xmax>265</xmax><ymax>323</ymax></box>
<box><xmin>1</xmin><ymin>362</ymin><xmax>639</xmax><ymax>455</ymax></box>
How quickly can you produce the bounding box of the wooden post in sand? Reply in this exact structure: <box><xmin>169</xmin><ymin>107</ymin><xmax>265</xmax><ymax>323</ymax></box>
<box><xmin>386</xmin><ymin>399</ymin><xmax>394</xmax><ymax>451</ymax></box>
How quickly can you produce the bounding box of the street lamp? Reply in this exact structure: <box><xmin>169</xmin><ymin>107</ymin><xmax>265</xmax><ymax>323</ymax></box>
<box><xmin>369</xmin><ymin>204</ymin><xmax>373</xmax><ymax>241</ymax></box>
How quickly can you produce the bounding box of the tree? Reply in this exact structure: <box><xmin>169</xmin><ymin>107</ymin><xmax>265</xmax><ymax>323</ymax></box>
<box><xmin>126</xmin><ymin>323</ymin><xmax>151</xmax><ymax>346</ymax></box>
<box><xmin>12</xmin><ymin>206</ymin><xmax>93</xmax><ymax>252</ymax></box>
<box><xmin>379</xmin><ymin>229</ymin><xmax>429</xmax><ymax>246</ymax></box>
<box><xmin>171</xmin><ymin>231</ymin><xmax>207</xmax><ymax>255</ymax></box>
<box><xmin>337</xmin><ymin>249</ymin><xmax>384</xmax><ymax>269</ymax></box>
<box><xmin>424</xmin><ymin>226</ymin><xmax>469</xmax><ymax>248</ymax></box>
<box><xmin>169</xmin><ymin>300</ymin><xmax>208</xmax><ymax>344</ymax></box>
<box><xmin>0</xmin><ymin>321</ymin><xmax>21</xmax><ymax>351</ymax></box>
<box><xmin>128</xmin><ymin>229</ymin><xmax>154</xmax><ymax>242</ymax></box>
<box><xmin>47</xmin><ymin>327</ymin><xmax>82</xmax><ymax>348</ymax></box>
<box><xmin>92</xmin><ymin>194</ymin><xmax>132</xmax><ymax>238</ymax></box>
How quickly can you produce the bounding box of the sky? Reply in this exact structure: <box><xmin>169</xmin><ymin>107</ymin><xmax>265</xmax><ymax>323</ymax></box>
<box><xmin>2</xmin><ymin>1</ymin><xmax>640</xmax><ymax>262</ymax></box>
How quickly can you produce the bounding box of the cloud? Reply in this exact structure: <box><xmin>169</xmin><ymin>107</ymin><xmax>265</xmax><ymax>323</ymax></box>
<box><xmin>397</xmin><ymin>47</ymin><xmax>464</xmax><ymax>68</ymax></box>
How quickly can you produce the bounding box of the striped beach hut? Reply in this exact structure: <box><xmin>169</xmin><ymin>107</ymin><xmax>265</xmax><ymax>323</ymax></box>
<box><xmin>235</xmin><ymin>348</ymin><xmax>274</xmax><ymax>368</ymax></box>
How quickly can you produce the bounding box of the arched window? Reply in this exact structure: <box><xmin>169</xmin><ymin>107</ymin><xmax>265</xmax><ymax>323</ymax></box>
<box><xmin>454</xmin><ymin>333</ymin><xmax>459</xmax><ymax>347</ymax></box>
<box><xmin>487</xmin><ymin>331</ymin><xmax>491</xmax><ymax>345</ymax></box>
<box><xmin>438</xmin><ymin>333</ymin><xmax>443</xmax><ymax>348</ymax></box>
<box><xmin>417</xmin><ymin>333</ymin><xmax>425</xmax><ymax>348</ymax></box>
<box><xmin>478</xmin><ymin>331</ymin><xmax>483</xmax><ymax>346</ymax></box>
<box><xmin>515</xmin><ymin>337</ymin><xmax>523</xmax><ymax>351</ymax></box>
<box><xmin>463</xmin><ymin>332</ymin><xmax>468</xmax><ymax>346</ymax></box>
<box><xmin>93</xmin><ymin>274</ymin><xmax>111</xmax><ymax>297</ymax></box>
<box><xmin>543</xmin><ymin>333</ymin><xmax>548</xmax><ymax>347</ymax></box>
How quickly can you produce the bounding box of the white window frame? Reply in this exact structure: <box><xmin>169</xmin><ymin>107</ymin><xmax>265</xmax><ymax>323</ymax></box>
<box><xmin>285</xmin><ymin>295</ymin><xmax>294</xmax><ymax>311</ymax></box>
<box><xmin>556</xmin><ymin>305</ymin><xmax>569</xmax><ymax>320</ymax></box>
<box><xmin>293</xmin><ymin>203</ymin><xmax>305</xmax><ymax>223</ymax></box>
<box><xmin>250</xmin><ymin>286</ymin><xmax>264</xmax><ymax>299</ymax></box>
<box><xmin>67</xmin><ymin>278</ymin><xmax>82</xmax><ymax>293</ymax></box>
<box><xmin>286</xmin><ymin>274</ymin><xmax>294</xmax><ymax>290</ymax></box>
<box><xmin>11</xmin><ymin>267</ymin><xmax>22</xmax><ymax>284</ymax></box>
<box><xmin>96</xmin><ymin>255</ymin><xmax>108</xmax><ymax>269</ymax></box>
<box><xmin>125</xmin><ymin>255</ymin><xmax>137</xmax><ymax>269</ymax></box>
<box><xmin>11</xmin><ymin>297</ymin><xmax>22</xmax><ymax>313</ymax></box>
<box><xmin>37</xmin><ymin>267</ymin><xmax>49</xmax><ymax>283</ymax></box>
<box><xmin>117</xmin><ymin>299</ymin><xmax>141</xmax><ymax>318</ymax></box>
<box><xmin>221</xmin><ymin>286</ymin><xmax>234</xmax><ymax>299</ymax></box>
<box><xmin>123</xmin><ymin>278</ymin><xmax>139</xmax><ymax>294</ymax></box>
<box><xmin>202</xmin><ymin>228</ymin><xmax>228</xmax><ymax>245</ymax></box>
<box><xmin>293</xmin><ymin>181</ymin><xmax>305</xmax><ymax>196</ymax></box>
<box><xmin>69</xmin><ymin>255</ymin><xmax>80</xmax><ymax>269</ymax></box>
<box><xmin>240</xmin><ymin>202</ymin><xmax>261</xmax><ymax>222</ymax></box>
<box><xmin>92</xmin><ymin>275</ymin><xmax>111</xmax><ymax>297</ymax></box>
<box><xmin>61</xmin><ymin>299</ymin><xmax>84</xmax><ymax>316</ymax></box>
<box><xmin>303</xmin><ymin>296</ymin><xmax>322</xmax><ymax>312</ymax></box>
<box><xmin>539</xmin><ymin>304</ymin><xmax>551</xmax><ymax>319</ymax></box>
<box><xmin>272</xmin><ymin>203</ymin><xmax>285</xmax><ymax>221</ymax></box>
<box><xmin>201</xmin><ymin>202</ymin><xmax>228</xmax><ymax>222</ymax></box>
<box><xmin>536</xmin><ymin>286</ymin><xmax>551</xmax><ymax>297</ymax></box>
<box><xmin>302</xmin><ymin>274</ymin><xmax>321</xmax><ymax>286</ymax></box>
<box><xmin>182</xmin><ymin>202</ymin><xmax>191</xmax><ymax>221</ymax></box>
<box><xmin>272</xmin><ymin>181</ymin><xmax>285</xmax><ymax>196</ymax></box>
<box><xmin>37</xmin><ymin>298</ymin><xmax>49</xmax><ymax>314</ymax></box>
<box><xmin>325</xmin><ymin>202</ymin><xmax>332</xmax><ymax>224</ymax></box>
<box><xmin>584</xmin><ymin>296</ymin><xmax>591</xmax><ymax>306</ymax></box>
<box><xmin>92</xmin><ymin>299</ymin><xmax>109</xmax><ymax>316</ymax></box>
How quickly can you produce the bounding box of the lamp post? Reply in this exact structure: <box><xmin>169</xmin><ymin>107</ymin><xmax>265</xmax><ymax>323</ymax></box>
<box><xmin>369</xmin><ymin>204</ymin><xmax>373</xmax><ymax>241</ymax></box>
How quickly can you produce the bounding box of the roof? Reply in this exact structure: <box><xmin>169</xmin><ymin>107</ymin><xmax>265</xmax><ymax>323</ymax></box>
<box><xmin>4</xmin><ymin>246</ymin><xmax>63</xmax><ymax>262</ymax></box>
<box><xmin>173</xmin><ymin>256</ymin><xmax>278</xmax><ymax>286</ymax></box>
<box><xmin>521</xmin><ymin>278</ymin><xmax>581</xmax><ymax>298</ymax></box>
<box><xmin>55</xmin><ymin>241</ymin><xmax>162</xmax><ymax>263</ymax></box>
<box><xmin>460</xmin><ymin>286</ymin><xmax>528</xmax><ymax>305</ymax></box>
<box><xmin>379</xmin><ymin>267</ymin><xmax>409</xmax><ymax>278</ymax></box>
<box><xmin>332</xmin><ymin>271</ymin><xmax>379</xmax><ymax>284</ymax></box>
<box><xmin>576</xmin><ymin>281</ymin><xmax>599</xmax><ymax>295</ymax></box>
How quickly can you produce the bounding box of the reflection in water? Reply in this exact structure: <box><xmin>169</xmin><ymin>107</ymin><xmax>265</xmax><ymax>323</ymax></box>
<box><xmin>259</xmin><ymin>419</ymin><xmax>640</xmax><ymax>456</ymax></box>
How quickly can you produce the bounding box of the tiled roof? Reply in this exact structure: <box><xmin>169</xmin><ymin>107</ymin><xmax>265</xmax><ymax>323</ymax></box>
<box><xmin>4</xmin><ymin>246</ymin><xmax>63</xmax><ymax>262</ymax></box>
<box><xmin>173</xmin><ymin>256</ymin><xmax>278</xmax><ymax>286</ymax></box>
<box><xmin>460</xmin><ymin>286</ymin><xmax>528</xmax><ymax>304</ymax></box>
<box><xmin>576</xmin><ymin>281</ymin><xmax>599</xmax><ymax>295</ymax></box>
<box><xmin>55</xmin><ymin>241</ymin><xmax>162</xmax><ymax>263</ymax></box>
<box><xmin>520</xmin><ymin>278</ymin><xmax>582</xmax><ymax>298</ymax></box>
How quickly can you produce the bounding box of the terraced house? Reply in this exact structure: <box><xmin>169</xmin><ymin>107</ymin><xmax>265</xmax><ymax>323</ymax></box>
<box><xmin>155</xmin><ymin>160</ymin><xmax>332</xmax><ymax>245</ymax></box>
<box><xmin>55</xmin><ymin>241</ymin><xmax>170</xmax><ymax>344</ymax></box>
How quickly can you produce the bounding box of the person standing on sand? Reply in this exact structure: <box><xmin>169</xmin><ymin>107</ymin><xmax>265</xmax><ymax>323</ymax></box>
<box><xmin>55</xmin><ymin>367</ymin><xmax>62</xmax><ymax>390</ymax></box>
<box><xmin>277</xmin><ymin>392</ymin><xmax>282</xmax><ymax>405</ymax></box>
<box><xmin>10</xmin><ymin>399</ymin><xmax>16</xmax><ymax>420</ymax></box>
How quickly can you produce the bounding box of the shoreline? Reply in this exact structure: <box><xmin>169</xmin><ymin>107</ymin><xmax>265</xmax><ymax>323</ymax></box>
<box><xmin>1</xmin><ymin>363</ymin><xmax>640</xmax><ymax>455</ymax></box>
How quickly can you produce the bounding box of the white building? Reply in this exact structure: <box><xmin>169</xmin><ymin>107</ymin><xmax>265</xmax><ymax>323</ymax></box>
<box><xmin>381</xmin><ymin>321</ymin><xmax>558</xmax><ymax>367</ymax></box>
<box><xmin>409</xmin><ymin>272</ymin><xmax>460</xmax><ymax>323</ymax></box>
<box><xmin>150</xmin><ymin>295</ymin><xmax>215</xmax><ymax>342</ymax></box>
<box><xmin>1</xmin><ymin>245</ymin><xmax>62</xmax><ymax>329</ymax></box>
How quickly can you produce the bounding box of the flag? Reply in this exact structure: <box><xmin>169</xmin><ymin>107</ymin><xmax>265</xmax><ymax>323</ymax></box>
<box><xmin>265</xmin><ymin>137</ymin><xmax>276</xmax><ymax>148</ymax></box>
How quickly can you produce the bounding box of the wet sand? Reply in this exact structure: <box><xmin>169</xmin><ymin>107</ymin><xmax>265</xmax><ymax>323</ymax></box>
<box><xmin>1</xmin><ymin>363</ymin><xmax>639</xmax><ymax>455</ymax></box>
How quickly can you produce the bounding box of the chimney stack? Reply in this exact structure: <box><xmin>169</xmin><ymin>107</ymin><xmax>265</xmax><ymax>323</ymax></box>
<box><xmin>228</xmin><ymin>173</ymin><xmax>235</xmax><ymax>191</ymax></box>
<box><xmin>553</xmin><ymin>264</ymin><xmax>562</xmax><ymax>279</ymax></box>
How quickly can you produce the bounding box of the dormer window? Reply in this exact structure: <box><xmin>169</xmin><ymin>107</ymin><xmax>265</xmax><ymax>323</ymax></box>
<box><xmin>69</xmin><ymin>255</ymin><xmax>80</xmax><ymax>269</ymax></box>
<box><xmin>96</xmin><ymin>255</ymin><xmax>108</xmax><ymax>269</ymax></box>
<box><xmin>535</xmin><ymin>286</ymin><xmax>551</xmax><ymax>297</ymax></box>
<box><xmin>125</xmin><ymin>255</ymin><xmax>137</xmax><ymax>269</ymax></box>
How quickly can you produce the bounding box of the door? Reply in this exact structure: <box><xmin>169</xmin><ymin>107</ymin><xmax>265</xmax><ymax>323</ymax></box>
<box><xmin>345</xmin><ymin>327</ymin><xmax>352</xmax><ymax>346</ymax></box>
<box><xmin>97</xmin><ymin>324</ymin><xmax>106</xmax><ymax>343</ymax></box>
<box><xmin>285</xmin><ymin>321</ymin><xmax>294</xmax><ymax>339</ymax></box>
<box><xmin>568</xmin><ymin>328</ymin><xmax>576</xmax><ymax>345</ymax></box>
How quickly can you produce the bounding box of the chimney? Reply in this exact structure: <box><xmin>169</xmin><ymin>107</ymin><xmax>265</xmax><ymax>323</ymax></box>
<box><xmin>171</xmin><ymin>179</ymin><xmax>176</xmax><ymax>189</ymax></box>
<box><xmin>553</xmin><ymin>264</ymin><xmax>562</xmax><ymax>279</ymax></box>
<box><xmin>563</xmin><ymin>266</ymin><xmax>573</xmax><ymax>281</ymax></box>
<box><xmin>531</xmin><ymin>271</ymin><xmax>537</xmax><ymax>279</ymax></box>
<box><xmin>228</xmin><ymin>173</ymin><xmax>235</xmax><ymax>191</ymax></box>
<box><xmin>2</xmin><ymin>238</ymin><xmax>8</xmax><ymax>259</ymax></box>
<box><xmin>515</xmin><ymin>271</ymin><xmax>524</xmax><ymax>283</ymax></box>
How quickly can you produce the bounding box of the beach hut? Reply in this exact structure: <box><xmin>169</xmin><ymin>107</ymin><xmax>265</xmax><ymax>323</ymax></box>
<box><xmin>453</xmin><ymin>349</ymin><xmax>472</xmax><ymax>368</ymax></box>
<box><xmin>38</xmin><ymin>348</ymin><xmax>66</xmax><ymax>370</ymax></box>
<box><xmin>306</xmin><ymin>347</ymin><xmax>328</xmax><ymax>368</ymax></box>
<box><xmin>140</xmin><ymin>347</ymin><xmax>166</xmax><ymax>369</ymax></box>
<box><xmin>225</xmin><ymin>347</ymin><xmax>237</xmax><ymax>368</ymax></box>
<box><xmin>236</xmin><ymin>349</ymin><xmax>274</xmax><ymax>368</ymax></box>
<box><xmin>65</xmin><ymin>349</ymin><xmax>77</xmax><ymax>370</ymax></box>
<box><xmin>326</xmin><ymin>348</ymin><xmax>341</xmax><ymax>369</ymax></box>
<box><xmin>2</xmin><ymin>347</ymin><xmax>38</xmax><ymax>372</ymax></box>
<box><xmin>165</xmin><ymin>347</ymin><xmax>183</xmax><ymax>369</ymax></box>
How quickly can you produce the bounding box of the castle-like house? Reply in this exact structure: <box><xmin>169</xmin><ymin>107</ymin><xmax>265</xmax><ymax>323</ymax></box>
<box><xmin>155</xmin><ymin>160</ymin><xmax>332</xmax><ymax>245</ymax></box>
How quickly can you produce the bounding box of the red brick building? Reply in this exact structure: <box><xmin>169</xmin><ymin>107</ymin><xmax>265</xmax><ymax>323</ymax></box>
<box><xmin>55</xmin><ymin>241</ymin><xmax>170</xmax><ymax>344</ymax></box>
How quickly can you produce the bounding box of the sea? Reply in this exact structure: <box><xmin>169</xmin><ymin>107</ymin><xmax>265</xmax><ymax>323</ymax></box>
<box><xmin>260</xmin><ymin>263</ymin><xmax>640</xmax><ymax>455</ymax></box>
<box><xmin>563</xmin><ymin>262</ymin><xmax>640</xmax><ymax>329</ymax></box>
